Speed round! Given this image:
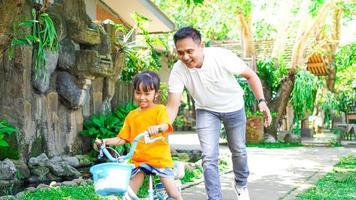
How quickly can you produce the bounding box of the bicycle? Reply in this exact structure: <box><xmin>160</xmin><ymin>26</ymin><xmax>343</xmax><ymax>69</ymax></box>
<box><xmin>90</xmin><ymin>131</ymin><xmax>184</xmax><ymax>200</ymax></box>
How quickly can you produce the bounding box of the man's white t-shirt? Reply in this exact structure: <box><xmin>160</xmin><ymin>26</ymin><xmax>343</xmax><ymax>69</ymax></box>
<box><xmin>168</xmin><ymin>47</ymin><xmax>248</xmax><ymax>113</ymax></box>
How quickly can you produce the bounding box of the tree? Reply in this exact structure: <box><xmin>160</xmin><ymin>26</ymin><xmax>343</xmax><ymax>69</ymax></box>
<box><xmin>269</xmin><ymin>0</ymin><xmax>347</xmax><ymax>134</ymax></box>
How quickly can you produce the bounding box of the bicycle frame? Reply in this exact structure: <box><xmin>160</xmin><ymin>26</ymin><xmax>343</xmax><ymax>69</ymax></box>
<box><xmin>93</xmin><ymin>131</ymin><xmax>165</xmax><ymax>200</ymax></box>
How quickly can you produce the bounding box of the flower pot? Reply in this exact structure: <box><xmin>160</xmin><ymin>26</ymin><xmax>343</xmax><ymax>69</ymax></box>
<box><xmin>246</xmin><ymin>116</ymin><xmax>264</xmax><ymax>144</ymax></box>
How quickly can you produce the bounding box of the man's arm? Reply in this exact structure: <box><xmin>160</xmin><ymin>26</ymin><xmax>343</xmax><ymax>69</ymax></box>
<box><xmin>166</xmin><ymin>92</ymin><xmax>183</xmax><ymax>123</ymax></box>
<box><xmin>240</xmin><ymin>67</ymin><xmax>272</xmax><ymax>127</ymax></box>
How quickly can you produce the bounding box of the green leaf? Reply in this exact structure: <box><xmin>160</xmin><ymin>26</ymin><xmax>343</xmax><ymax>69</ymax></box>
<box><xmin>0</xmin><ymin>140</ymin><xmax>9</xmax><ymax>147</ymax></box>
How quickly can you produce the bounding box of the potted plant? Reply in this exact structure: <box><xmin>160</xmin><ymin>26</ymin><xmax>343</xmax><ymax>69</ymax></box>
<box><xmin>246</xmin><ymin>112</ymin><xmax>264</xmax><ymax>144</ymax></box>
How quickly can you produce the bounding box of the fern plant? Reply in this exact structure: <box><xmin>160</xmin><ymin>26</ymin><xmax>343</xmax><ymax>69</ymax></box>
<box><xmin>80</xmin><ymin>103</ymin><xmax>138</xmax><ymax>154</ymax></box>
<box><xmin>0</xmin><ymin>119</ymin><xmax>18</xmax><ymax>147</ymax></box>
<box><xmin>9</xmin><ymin>8</ymin><xmax>58</xmax><ymax>81</ymax></box>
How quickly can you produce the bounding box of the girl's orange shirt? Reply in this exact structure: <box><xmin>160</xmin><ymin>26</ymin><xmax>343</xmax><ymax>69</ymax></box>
<box><xmin>117</xmin><ymin>104</ymin><xmax>174</xmax><ymax>168</ymax></box>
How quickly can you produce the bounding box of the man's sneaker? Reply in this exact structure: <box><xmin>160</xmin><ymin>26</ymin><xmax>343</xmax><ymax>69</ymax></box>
<box><xmin>233</xmin><ymin>182</ymin><xmax>250</xmax><ymax>200</ymax></box>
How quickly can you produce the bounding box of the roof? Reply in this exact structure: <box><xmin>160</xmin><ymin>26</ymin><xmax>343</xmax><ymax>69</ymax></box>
<box><xmin>100</xmin><ymin>0</ymin><xmax>175</xmax><ymax>33</ymax></box>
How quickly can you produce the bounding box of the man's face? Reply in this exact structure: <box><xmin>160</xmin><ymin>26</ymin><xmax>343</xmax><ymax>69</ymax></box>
<box><xmin>175</xmin><ymin>37</ymin><xmax>204</xmax><ymax>68</ymax></box>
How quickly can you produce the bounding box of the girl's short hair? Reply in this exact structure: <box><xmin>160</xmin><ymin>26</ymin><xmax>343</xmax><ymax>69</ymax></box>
<box><xmin>133</xmin><ymin>70</ymin><xmax>160</xmax><ymax>92</ymax></box>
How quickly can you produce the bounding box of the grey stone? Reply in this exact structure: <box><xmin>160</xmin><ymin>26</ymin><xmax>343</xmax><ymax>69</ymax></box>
<box><xmin>46</xmin><ymin>173</ymin><xmax>61</xmax><ymax>182</ymax></box>
<box><xmin>0</xmin><ymin>195</ymin><xmax>15</xmax><ymax>200</ymax></box>
<box><xmin>0</xmin><ymin>159</ymin><xmax>16</xmax><ymax>180</ymax></box>
<box><xmin>28</xmin><ymin>153</ymin><xmax>49</xmax><ymax>167</ymax></box>
<box><xmin>32</xmin><ymin>50</ymin><xmax>59</xmax><ymax>94</ymax></box>
<box><xmin>277</xmin><ymin>131</ymin><xmax>290</xmax><ymax>142</ymax></box>
<box><xmin>46</xmin><ymin>161</ymin><xmax>81</xmax><ymax>177</ymax></box>
<box><xmin>27</xmin><ymin>176</ymin><xmax>40</xmax><ymax>184</ymax></box>
<box><xmin>61</xmin><ymin>180</ymin><xmax>76</xmax><ymax>186</ymax></box>
<box><xmin>11</xmin><ymin>160</ymin><xmax>30</xmax><ymax>179</ymax></box>
<box><xmin>15</xmin><ymin>191</ymin><xmax>25</xmax><ymax>198</ymax></box>
<box><xmin>284</xmin><ymin>133</ymin><xmax>301</xmax><ymax>144</ymax></box>
<box><xmin>96</xmin><ymin>24</ymin><xmax>111</xmax><ymax>56</ymax></box>
<box><xmin>24</xmin><ymin>187</ymin><xmax>36</xmax><ymax>192</ymax></box>
<box><xmin>85</xmin><ymin>179</ymin><xmax>93</xmax><ymax>184</ymax></box>
<box><xmin>72</xmin><ymin>177</ymin><xmax>84</xmax><ymax>185</ymax></box>
<box><xmin>62</xmin><ymin>0</ymin><xmax>100</xmax><ymax>45</ymax></box>
<box><xmin>264</xmin><ymin>133</ymin><xmax>277</xmax><ymax>143</ymax></box>
<box><xmin>56</xmin><ymin>72</ymin><xmax>88</xmax><ymax>109</ymax></box>
<box><xmin>73</xmin><ymin>50</ymin><xmax>113</xmax><ymax>78</ymax></box>
<box><xmin>58</xmin><ymin>37</ymin><xmax>78</xmax><ymax>71</ymax></box>
<box><xmin>62</xmin><ymin>156</ymin><xmax>80</xmax><ymax>167</ymax></box>
<box><xmin>36</xmin><ymin>183</ymin><xmax>49</xmax><ymax>189</ymax></box>
<box><xmin>50</xmin><ymin>156</ymin><xmax>62</xmax><ymax>163</ymax></box>
<box><xmin>30</xmin><ymin>166</ymin><xmax>50</xmax><ymax>177</ymax></box>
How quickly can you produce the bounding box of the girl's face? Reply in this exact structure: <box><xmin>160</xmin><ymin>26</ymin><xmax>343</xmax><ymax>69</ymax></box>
<box><xmin>134</xmin><ymin>83</ymin><xmax>158</xmax><ymax>110</ymax></box>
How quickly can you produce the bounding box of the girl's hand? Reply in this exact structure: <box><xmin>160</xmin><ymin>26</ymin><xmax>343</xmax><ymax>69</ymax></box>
<box><xmin>95</xmin><ymin>138</ymin><xmax>105</xmax><ymax>146</ymax></box>
<box><xmin>147</xmin><ymin>125</ymin><xmax>163</xmax><ymax>136</ymax></box>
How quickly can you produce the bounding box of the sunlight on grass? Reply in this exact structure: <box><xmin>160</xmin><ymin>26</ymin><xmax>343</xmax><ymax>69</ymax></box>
<box><xmin>18</xmin><ymin>185</ymin><xmax>111</xmax><ymax>200</ymax></box>
<box><xmin>295</xmin><ymin>155</ymin><xmax>356</xmax><ymax>200</ymax></box>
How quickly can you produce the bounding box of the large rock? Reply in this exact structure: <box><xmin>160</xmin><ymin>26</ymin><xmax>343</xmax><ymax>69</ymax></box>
<box><xmin>11</xmin><ymin>160</ymin><xmax>30</xmax><ymax>179</ymax></box>
<box><xmin>28</xmin><ymin>153</ymin><xmax>49</xmax><ymax>168</ymax></box>
<box><xmin>46</xmin><ymin>161</ymin><xmax>81</xmax><ymax>178</ymax></box>
<box><xmin>32</xmin><ymin>50</ymin><xmax>59</xmax><ymax>94</ymax></box>
<box><xmin>58</xmin><ymin>37</ymin><xmax>79</xmax><ymax>71</ymax></box>
<box><xmin>264</xmin><ymin>133</ymin><xmax>277</xmax><ymax>143</ymax></box>
<box><xmin>0</xmin><ymin>159</ymin><xmax>16</xmax><ymax>180</ymax></box>
<box><xmin>56</xmin><ymin>72</ymin><xmax>88</xmax><ymax>109</ymax></box>
<box><xmin>30</xmin><ymin>166</ymin><xmax>50</xmax><ymax>177</ymax></box>
<box><xmin>73</xmin><ymin>50</ymin><xmax>114</xmax><ymax>78</ymax></box>
<box><xmin>63</xmin><ymin>0</ymin><xmax>100</xmax><ymax>45</ymax></box>
<box><xmin>284</xmin><ymin>133</ymin><xmax>301</xmax><ymax>144</ymax></box>
<box><xmin>50</xmin><ymin>156</ymin><xmax>80</xmax><ymax>167</ymax></box>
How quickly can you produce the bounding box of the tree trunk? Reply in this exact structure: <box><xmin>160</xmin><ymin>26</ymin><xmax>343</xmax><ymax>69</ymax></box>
<box><xmin>238</xmin><ymin>13</ymin><xmax>256</xmax><ymax>71</ymax></box>
<box><xmin>268</xmin><ymin>68</ymin><xmax>296</xmax><ymax>135</ymax></box>
<box><xmin>326</xmin><ymin>7</ymin><xmax>342</xmax><ymax>91</ymax></box>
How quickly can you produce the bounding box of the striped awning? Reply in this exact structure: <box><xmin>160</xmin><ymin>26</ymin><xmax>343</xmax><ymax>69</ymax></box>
<box><xmin>306</xmin><ymin>53</ymin><xmax>328</xmax><ymax>76</ymax></box>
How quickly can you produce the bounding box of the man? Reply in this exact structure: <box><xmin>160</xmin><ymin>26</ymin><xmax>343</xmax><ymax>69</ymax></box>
<box><xmin>166</xmin><ymin>27</ymin><xmax>272</xmax><ymax>200</ymax></box>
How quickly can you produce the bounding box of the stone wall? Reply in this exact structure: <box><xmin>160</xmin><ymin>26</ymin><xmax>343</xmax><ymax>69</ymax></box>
<box><xmin>0</xmin><ymin>0</ymin><xmax>126</xmax><ymax>160</ymax></box>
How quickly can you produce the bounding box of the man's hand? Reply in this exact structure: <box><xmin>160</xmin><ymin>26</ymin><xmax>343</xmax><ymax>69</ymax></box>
<box><xmin>258</xmin><ymin>102</ymin><xmax>272</xmax><ymax>127</ymax></box>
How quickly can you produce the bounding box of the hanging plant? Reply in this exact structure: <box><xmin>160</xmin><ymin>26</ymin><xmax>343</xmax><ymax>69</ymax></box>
<box><xmin>290</xmin><ymin>70</ymin><xmax>320</xmax><ymax>122</ymax></box>
<box><xmin>9</xmin><ymin>8</ymin><xmax>58</xmax><ymax>81</ymax></box>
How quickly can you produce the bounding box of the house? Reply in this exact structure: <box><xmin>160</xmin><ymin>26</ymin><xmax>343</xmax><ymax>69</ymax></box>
<box><xmin>85</xmin><ymin>0</ymin><xmax>175</xmax><ymax>33</ymax></box>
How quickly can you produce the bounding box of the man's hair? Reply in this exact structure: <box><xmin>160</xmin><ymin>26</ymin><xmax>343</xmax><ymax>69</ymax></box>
<box><xmin>133</xmin><ymin>70</ymin><xmax>160</xmax><ymax>92</ymax></box>
<box><xmin>173</xmin><ymin>26</ymin><xmax>201</xmax><ymax>44</ymax></box>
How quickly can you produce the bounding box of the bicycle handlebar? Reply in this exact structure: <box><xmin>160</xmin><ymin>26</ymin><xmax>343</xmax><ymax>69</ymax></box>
<box><xmin>98</xmin><ymin>131</ymin><xmax>164</xmax><ymax>162</ymax></box>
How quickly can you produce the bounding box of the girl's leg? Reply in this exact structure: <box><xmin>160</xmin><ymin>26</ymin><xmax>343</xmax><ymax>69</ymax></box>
<box><xmin>160</xmin><ymin>176</ymin><xmax>183</xmax><ymax>200</ymax></box>
<box><xmin>129</xmin><ymin>171</ymin><xmax>145</xmax><ymax>194</ymax></box>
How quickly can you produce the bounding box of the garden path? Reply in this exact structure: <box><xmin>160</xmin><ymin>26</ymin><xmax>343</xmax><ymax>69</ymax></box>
<box><xmin>169</xmin><ymin>131</ymin><xmax>356</xmax><ymax>200</ymax></box>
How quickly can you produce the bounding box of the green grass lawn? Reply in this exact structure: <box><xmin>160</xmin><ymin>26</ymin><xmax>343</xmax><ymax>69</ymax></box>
<box><xmin>246</xmin><ymin>142</ymin><xmax>303</xmax><ymax>148</ymax></box>
<box><xmin>17</xmin><ymin>185</ymin><xmax>107</xmax><ymax>200</ymax></box>
<box><xmin>295</xmin><ymin>155</ymin><xmax>356</xmax><ymax>200</ymax></box>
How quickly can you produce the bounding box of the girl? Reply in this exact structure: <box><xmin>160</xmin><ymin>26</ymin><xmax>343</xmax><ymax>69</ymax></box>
<box><xmin>96</xmin><ymin>70</ymin><xmax>182</xmax><ymax>200</ymax></box>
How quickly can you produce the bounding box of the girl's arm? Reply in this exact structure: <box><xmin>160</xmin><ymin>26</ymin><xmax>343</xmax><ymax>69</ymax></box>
<box><xmin>95</xmin><ymin>137</ymin><xmax>126</xmax><ymax>146</ymax></box>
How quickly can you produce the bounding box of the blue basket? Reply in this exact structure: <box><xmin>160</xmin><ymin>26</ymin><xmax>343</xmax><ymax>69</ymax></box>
<box><xmin>90</xmin><ymin>163</ymin><xmax>134</xmax><ymax>196</ymax></box>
